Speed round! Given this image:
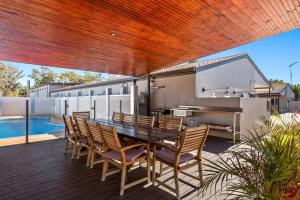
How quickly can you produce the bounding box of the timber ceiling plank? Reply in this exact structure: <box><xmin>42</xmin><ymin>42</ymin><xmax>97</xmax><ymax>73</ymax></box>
<box><xmin>0</xmin><ymin>0</ymin><xmax>299</xmax><ymax>76</ymax></box>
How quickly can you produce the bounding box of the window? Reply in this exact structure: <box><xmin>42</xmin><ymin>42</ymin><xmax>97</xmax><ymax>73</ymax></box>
<box><xmin>78</xmin><ymin>91</ymin><xmax>82</xmax><ymax>96</ymax></box>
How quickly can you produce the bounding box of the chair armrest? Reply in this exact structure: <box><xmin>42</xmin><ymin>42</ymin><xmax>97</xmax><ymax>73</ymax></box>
<box><xmin>121</xmin><ymin>143</ymin><xmax>146</xmax><ymax>151</ymax></box>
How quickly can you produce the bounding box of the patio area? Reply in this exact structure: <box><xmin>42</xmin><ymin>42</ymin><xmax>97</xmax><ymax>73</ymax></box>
<box><xmin>0</xmin><ymin>136</ymin><xmax>232</xmax><ymax>200</ymax></box>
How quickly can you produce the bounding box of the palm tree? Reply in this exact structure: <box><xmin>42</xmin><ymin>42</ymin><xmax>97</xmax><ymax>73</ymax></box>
<box><xmin>199</xmin><ymin>117</ymin><xmax>300</xmax><ymax>199</ymax></box>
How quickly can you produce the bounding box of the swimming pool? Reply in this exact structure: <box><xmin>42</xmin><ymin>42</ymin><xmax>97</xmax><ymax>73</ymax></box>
<box><xmin>0</xmin><ymin>117</ymin><xmax>64</xmax><ymax>139</ymax></box>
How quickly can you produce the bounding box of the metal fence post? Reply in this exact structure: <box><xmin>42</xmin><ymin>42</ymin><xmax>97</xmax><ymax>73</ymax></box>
<box><xmin>93</xmin><ymin>100</ymin><xmax>96</xmax><ymax>120</ymax></box>
<box><xmin>25</xmin><ymin>99</ymin><xmax>29</xmax><ymax>144</ymax></box>
<box><xmin>64</xmin><ymin>100</ymin><xmax>68</xmax><ymax>115</ymax></box>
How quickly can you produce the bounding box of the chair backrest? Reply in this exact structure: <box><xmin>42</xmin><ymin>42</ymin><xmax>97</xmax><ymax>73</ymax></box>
<box><xmin>63</xmin><ymin>115</ymin><xmax>76</xmax><ymax>136</ymax></box>
<box><xmin>99</xmin><ymin>123</ymin><xmax>122</xmax><ymax>152</ymax></box>
<box><xmin>73</xmin><ymin>111</ymin><xmax>90</xmax><ymax>120</ymax></box>
<box><xmin>112</xmin><ymin>112</ymin><xmax>123</xmax><ymax>122</ymax></box>
<box><xmin>179</xmin><ymin>125</ymin><xmax>209</xmax><ymax>157</ymax></box>
<box><xmin>159</xmin><ymin>116</ymin><xmax>183</xmax><ymax>131</ymax></box>
<box><xmin>122</xmin><ymin>113</ymin><xmax>135</xmax><ymax>125</ymax></box>
<box><xmin>136</xmin><ymin>115</ymin><xmax>155</xmax><ymax>128</ymax></box>
<box><xmin>86</xmin><ymin>121</ymin><xmax>103</xmax><ymax>145</ymax></box>
<box><xmin>74</xmin><ymin>117</ymin><xmax>90</xmax><ymax>141</ymax></box>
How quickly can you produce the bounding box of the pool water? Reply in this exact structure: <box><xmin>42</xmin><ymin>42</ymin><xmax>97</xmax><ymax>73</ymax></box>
<box><xmin>0</xmin><ymin>117</ymin><xmax>64</xmax><ymax>139</ymax></box>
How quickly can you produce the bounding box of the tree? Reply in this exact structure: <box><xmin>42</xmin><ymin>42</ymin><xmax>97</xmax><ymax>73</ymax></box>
<box><xmin>0</xmin><ymin>62</ymin><xmax>24</xmax><ymax>96</ymax></box>
<box><xmin>18</xmin><ymin>86</ymin><xmax>28</xmax><ymax>97</ymax></box>
<box><xmin>30</xmin><ymin>66</ymin><xmax>105</xmax><ymax>87</ymax></box>
<box><xmin>269</xmin><ymin>79</ymin><xmax>284</xmax><ymax>84</ymax></box>
<box><xmin>29</xmin><ymin>66</ymin><xmax>57</xmax><ymax>88</ymax></box>
<box><xmin>58</xmin><ymin>71</ymin><xmax>80</xmax><ymax>83</ymax></box>
<box><xmin>58</xmin><ymin>71</ymin><xmax>103</xmax><ymax>83</ymax></box>
<box><xmin>291</xmin><ymin>84</ymin><xmax>300</xmax><ymax>100</ymax></box>
<box><xmin>79</xmin><ymin>72</ymin><xmax>103</xmax><ymax>83</ymax></box>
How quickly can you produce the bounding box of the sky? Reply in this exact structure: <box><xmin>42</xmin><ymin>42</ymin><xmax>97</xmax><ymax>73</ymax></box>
<box><xmin>198</xmin><ymin>28</ymin><xmax>300</xmax><ymax>84</ymax></box>
<box><xmin>2</xmin><ymin>28</ymin><xmax>300</xmax><ymax>86</ymax></box>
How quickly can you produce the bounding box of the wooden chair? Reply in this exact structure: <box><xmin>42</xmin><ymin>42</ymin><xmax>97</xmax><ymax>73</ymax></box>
<box><xmin>159</xmin><ymin>116</ymin><xmax>183</xmax><ymax>131</ymax></box>
<box><xmin>152</xmin><ymin>125</ymin><xmax>209</xmax><ymax>200</ymax></box>
<box><xmin>86</xmin><ymin>121</ymin><xmax>104</xmax><ymax>168</ymax></box>
<box><xmin>63</xmin><ymin>115</ymin><xmax>78</xmax><ymax>159</ymax></box>
<box><xmin>121</xmin><ymin>113</ymin><xmax>136</xmax><ymax>145</ymax></box>
<box><xmin>122</xmin><ymin>113</ymin><xmax>135</xmax><ymax>125</ymax></box>
<box><xmin>72</xmin><ymin>111</ymin><xmax>90</xmax><ymax>120</ymax></box>
<box><xmin>74</xmin><ymin>117</ymin><xmax>92</xmax><ymax>167</ymax></box>
<box><xmin>100</xmin><ymin>123</ymin><xmax>150</xmax><ymax>196</ymax></box>
<box><xmin>136</xmin><ymin>115</ymin><xmax>155</xmax><ymax>128</ymax></box>
<box><xmin>112</xmin><ymin>111</ymin><xmax>123</xmax><ymax>123</ymax></box>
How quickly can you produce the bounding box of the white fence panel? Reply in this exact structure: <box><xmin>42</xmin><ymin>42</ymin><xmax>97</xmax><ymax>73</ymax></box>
<box><xmin>78</xmin><ymin>96</ymin><xmax>91</xmax><ymax>112</ymax></box>
<box><xmin>55</xmin><ymin>99</ymin><xmax>60</xmax><ymax>115</ymax></box>
<box><xmin>109</xmin><ymin>95</ymin><xmax>131</xmax><ymax>118</ymax></box>
<box><xmin>59</xmin><ymin>98</ymin><xmax>67</xmax><ymax>116</ymax></box>
<box><xmin>31</xmin><ymin>98</ymin><xmax>55</xmax><ymax>115</ymax></box>
<box><xmin>53</xmin><ymin>94</ymin><xmax>132</xmax><ymax>118</ymax></box>
<box><xmin>92</xmin><ymin>95</ymin><xmax>107</xmax><ymax>119</ymax></box>
<box><xmin>67</xmin><ymin>97</ymin><xmax>78</xmax><ymax>115</ymax></box>
<box><xmin>0</xmin><ymin>97</ymin><xmax>28</xmax><ymax>116</ymax></box>
<box><xmin>0</xmin><ymin>97</ymin><xmax>57</xmax><ymax>116</ymax></box>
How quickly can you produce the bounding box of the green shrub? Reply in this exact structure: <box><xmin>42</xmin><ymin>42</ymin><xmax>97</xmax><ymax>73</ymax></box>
<box><xmin>199</xmin><ymin>118</ymin><xmax>300</xmax><ymax>199</ymax></box>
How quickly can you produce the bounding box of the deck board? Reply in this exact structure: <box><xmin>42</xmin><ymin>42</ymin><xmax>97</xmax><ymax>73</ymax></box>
<box><xmin>0</xmin><ymin>136</ymin><xmax>233</xmax><ymax>200</ymax></box>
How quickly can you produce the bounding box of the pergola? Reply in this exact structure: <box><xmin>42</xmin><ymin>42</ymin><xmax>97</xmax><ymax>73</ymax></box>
<box><xmin>0</xmin><ymin>0</ymin><xmax>299</xmax><ymax>76</ymax></box>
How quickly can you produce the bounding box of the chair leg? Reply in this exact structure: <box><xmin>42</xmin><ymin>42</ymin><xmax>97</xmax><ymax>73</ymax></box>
<box><xmin>152</xmin><ymin>154</ymin><xmax>156</xmax><ymax>185</ymax></box>
<box><xmin>90</xmin><ymin>151</ymin><xmax>95</xmax><ymax>169</ymax></box>
<box><xmin>120</xmin><ymin>165</ymin><xmax>127</xmax><ymax>196</ymax></box>
<box><xmin>159</xmin><ymin>162</ymin><xmax>164</xmax><ymax>176</ymax></box>
<box><xmin>64</xmin><ymin>139</ymin><xmax>69</xmax><ymax>154</ymax></box>
<box><xmin>101</xmin><ymin>160</ymin><xmax>108</xmax><ymax>181</ymax></box>
<box><xmin>71</xmin><ymin>143</ymin><xmax>77</xmax><ymax>159</ymax></box>
<box><xmin>86</xmin><ymin>148</ymin><xmax>91</xmax><ymax>167</ymax></box>
<box><xmin>76</xmin><ymin>144</ymin><xmax>81</xmax><ymax>159</ymax></box>
<box><xmin>174</xmin><ymin>168</ymin><xmax>180</xmax><ymax>200</ymax></box>
<box><xmin>198</xmin><ymin>161</ymin><xmax>203</xmax><ymax>186</ymax></box>
<box><xmin>147</xmin><ymin>145</ymin><xmax>151</xmax><ymax>184</ymax></box>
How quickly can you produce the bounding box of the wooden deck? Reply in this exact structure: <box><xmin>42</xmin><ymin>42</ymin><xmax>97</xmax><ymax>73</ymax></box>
<box><xmin>0</xmin><ymin>136</ymin><xmax>233</xmax><ymax>200</ymax></box>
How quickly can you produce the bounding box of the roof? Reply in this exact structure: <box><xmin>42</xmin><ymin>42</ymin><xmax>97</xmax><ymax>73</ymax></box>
<box><xmin>272</xmin><ymin>83</ymin><xmax>289</xmax><ymax>94</ymax></box>
<box><xmin>151</xmin><ymin>53</ymin><xmax>270</xmax><ymax>86</ymax></box>
<box><xmin>150</xmin><ymin>54</ymin><xmax>246</xmax><ymax>75</ymax></box>
<box><xmin>48</xmin><ymin>82</ymin><xmax>79</xmax><ymax>87</ymax></box>
<box><xmin>51</xmin><ymin>53</ymin><xmax>271</xmax><ymax>93</ymax></box>
<box><xmin>258</xmin><ymin>83</ymin><xmax>290</xmax><ymax>95</ymax></box>
<box><xmin>51</xmin><ymin>77</ymin><xmax>135</xmax><ymax>93</ymax></box>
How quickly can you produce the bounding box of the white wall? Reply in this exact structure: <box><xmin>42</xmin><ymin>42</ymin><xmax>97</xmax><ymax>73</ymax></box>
<box><xmin>151</xmin><ymin>74</ymin><xmax>196</xmax><ymax>109</ymax></box>
<box><xmin>196</xmin><ymin>58</ymin><xmax>268</xmax><ymax>97</ymax></box>
<box><xmin>51</xmin><ymin>81</ymin><xmax>133</xmax><ymax>97</ymax></box>
<box><xmin>239</xmin><ymin>98</ymin><xmax>269</xmax><ymax>139</ymax></box>
<box><xmin>150</xmin><ymin>74</ymin><xmax>241</xmax><ymax>109</ymax></box>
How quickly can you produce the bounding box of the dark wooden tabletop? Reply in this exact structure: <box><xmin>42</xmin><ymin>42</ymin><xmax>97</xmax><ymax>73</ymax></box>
<box><xmin>93</xmin><ymin>118</ymin><xmax>179</xmax><ymax>143</ymax></box>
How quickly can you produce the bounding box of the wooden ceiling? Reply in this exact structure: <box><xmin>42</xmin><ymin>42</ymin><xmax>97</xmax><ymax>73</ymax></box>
<box><xmin>0</xmin><ymin>0</ymin><xmax>299</xmax><ymax>76</ymax></box>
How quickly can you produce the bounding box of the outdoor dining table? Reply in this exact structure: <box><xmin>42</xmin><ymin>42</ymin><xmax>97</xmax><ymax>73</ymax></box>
<box><xmin>93</xmin><ymin>118</ymin><xmax>180</xmax><ymax>144</ymax></box>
